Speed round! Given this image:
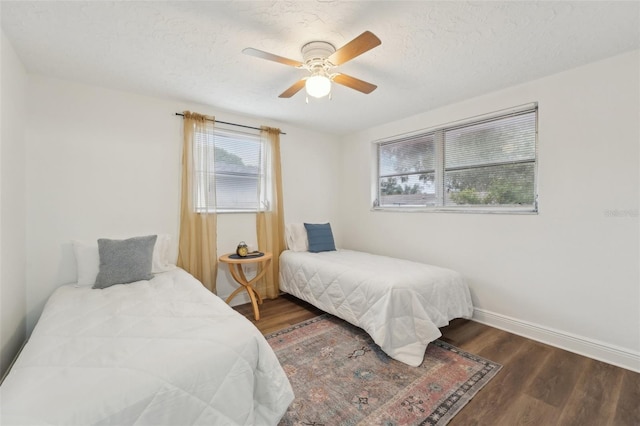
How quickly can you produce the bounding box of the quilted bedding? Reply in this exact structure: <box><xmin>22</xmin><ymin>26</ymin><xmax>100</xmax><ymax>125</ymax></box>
<box><xmin>0</xmin><ymin>268</ymin><xmax>293</xmax><ymax>425</ymax></box>
<box><xmin>279</xmin><ymin>249</ymin><xmax>474</xmax><ymax>367</ymax></box>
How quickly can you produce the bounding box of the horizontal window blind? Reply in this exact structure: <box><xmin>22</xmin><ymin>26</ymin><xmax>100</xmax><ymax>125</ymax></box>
<box><xmin>195</xmin><ymin>128</ymin><xmax>265</xmax><ymax>212</ymax></box>
<box><xmin>378</xmin><ymin>134</ymin><xmax>437</xmax><ymax>207</ymax></box>
<box><xmin>444</xmin><ymin>110</ymin><xmax>536</xmax><ymax>208</ymax></box>
<box><xmin>375</xmin><ymin>105</ymin><xmax>538</xmax><ymax>212</ymax></box>
<box><xmin>445</xmin><ymin>111</ymin><xmax>536</xmax><ymax>169</ymax></box>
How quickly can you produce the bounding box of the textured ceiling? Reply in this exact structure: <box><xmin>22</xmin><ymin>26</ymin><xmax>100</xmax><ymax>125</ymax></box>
<box><xmin>2</xmin><ymin>1</ymin><xmax>639</xmax><ymax>135</ymax></box>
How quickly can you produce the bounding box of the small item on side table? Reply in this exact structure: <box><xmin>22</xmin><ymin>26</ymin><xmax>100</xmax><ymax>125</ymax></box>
<box><xmin>236</xmin><ymin>241</ymin><xmax>249</xmax><ymax>257</ymax></box>
<box><xmin>219</xmin><ymin>251</ymin><xmax>273</xmax><ymax>321</ymax></box>
<box><xmin>229</xmin><ymin>251</ymin><xmax>264</xmax><ymax>260</ymax></box>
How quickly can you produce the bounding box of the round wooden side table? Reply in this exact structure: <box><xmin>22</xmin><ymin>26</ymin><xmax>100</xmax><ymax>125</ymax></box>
<box><xmin>219</xmin><ymin>251</ymin><xmax>273</xmax><ymax>321</ymax></box>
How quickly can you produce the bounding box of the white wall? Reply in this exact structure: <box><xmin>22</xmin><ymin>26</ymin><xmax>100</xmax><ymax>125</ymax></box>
<box><xmin>0</xmin><ymin>30</ymin><xmax>28</xmax><ymax>376</ymax></box>
<box><xmin>24</xmin><ymin>75</ymin><xmax>341</xmax><ymax>332</ymax></box>
<box><xmin>338</xmin><ymin>50</ymin><xmax>640</xmax><ymax>371</ymax></box>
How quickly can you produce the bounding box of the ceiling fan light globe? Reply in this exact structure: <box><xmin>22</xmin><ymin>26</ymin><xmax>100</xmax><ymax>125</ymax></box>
<box><xmin>305</xmin><ymin>75</ymin><xmax>331</xmax><ymax>98</ymax></box>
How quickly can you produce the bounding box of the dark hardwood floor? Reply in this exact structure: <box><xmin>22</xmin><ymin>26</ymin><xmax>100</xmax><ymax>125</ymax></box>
<box><xmin>234</xmin><ymin>295</ymin><xmax>640</xmax><ymax>426</ymax></box>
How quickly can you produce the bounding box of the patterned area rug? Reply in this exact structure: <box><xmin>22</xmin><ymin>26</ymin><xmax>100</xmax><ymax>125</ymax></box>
<box><xmin>267</xmin><ymin>314</ymin><xmax>501</xmax><ymax>426</ymax></box>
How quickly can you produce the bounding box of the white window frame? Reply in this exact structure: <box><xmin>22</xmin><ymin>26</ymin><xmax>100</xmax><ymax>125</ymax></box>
<box><xmin>373</xmin><ymin>103</ymin><xmax>538</xmax><ymax>214</ymax></box>
<box><xmin>194</xmin><ymin>126</ymin><xmax>269</xmax><ymax>214</ymax></box>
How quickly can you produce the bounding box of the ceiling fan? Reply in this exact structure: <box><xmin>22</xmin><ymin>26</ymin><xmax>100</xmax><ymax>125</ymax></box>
<box><xmin>242</xmin><ymin>31</ymin><xmax>381</xmax><ymax>100</ymax></box>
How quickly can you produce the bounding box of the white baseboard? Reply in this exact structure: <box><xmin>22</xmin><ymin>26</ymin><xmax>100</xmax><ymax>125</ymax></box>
<box><xmin>472</xmin><ymin>308</ymin><xmax>640</xmax><ymax>373</ymax></box>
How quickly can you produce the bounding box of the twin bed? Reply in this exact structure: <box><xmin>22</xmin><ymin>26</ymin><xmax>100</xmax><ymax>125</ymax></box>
<box><xmin>0</xmin><ymin>244</ymin><xmax>293</xmax><ymax>425</ymax></box>
<box><xmin>1</xmin><ymin>228</ymin><xmax>473</xmax><ymax>424</ymax></box>
<box><xmin>280</xmin><ymin>249</ymin><xmax>473</xmax><ymax>367</ymax></box>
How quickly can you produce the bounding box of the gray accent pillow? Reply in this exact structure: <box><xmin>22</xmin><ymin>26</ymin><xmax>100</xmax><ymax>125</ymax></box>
<box><xmin>93</xmin><ymin>235</ymin><xmax>157</xmax><ymax>289</ymax></box>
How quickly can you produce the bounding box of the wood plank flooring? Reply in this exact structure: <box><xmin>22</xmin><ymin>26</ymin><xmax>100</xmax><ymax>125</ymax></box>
<box><xmin>234</xmin><ymin>294</ymin><xmax>640</xmax><ymax>426</ymax></box>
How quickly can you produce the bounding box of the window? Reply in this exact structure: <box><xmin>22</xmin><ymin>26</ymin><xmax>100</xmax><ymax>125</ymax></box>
<box><xmin>375</xmin><ymin>104</ymin><xmax>538</xmax><ymax>213</ymax></box>
<box><xmin>195</xmin><ymin>127</ymin><xmax>267</xmax><ymax>213</ymax></box>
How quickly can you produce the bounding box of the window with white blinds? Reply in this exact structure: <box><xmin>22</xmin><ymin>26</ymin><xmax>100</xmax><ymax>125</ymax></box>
<box><xmin>375</xmin><ymin>105</ymin><xmax>538</xmax><ymax>213</ymax></box>
<box><xmin>194</xmin><ymin>127</ymin><xmax>266</xmax><ymax>213</ymax></box>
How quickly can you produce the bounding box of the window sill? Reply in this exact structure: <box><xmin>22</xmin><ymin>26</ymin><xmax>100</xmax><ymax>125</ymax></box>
<box><xmin>196</xmin><ymin>209</ymin><xmax>268</xmax><ymax>214</ymax></box>
<box><xmin>371</xmin><ymin>206</ymin><xmax>538</xmax><ymax>215</ymax></box>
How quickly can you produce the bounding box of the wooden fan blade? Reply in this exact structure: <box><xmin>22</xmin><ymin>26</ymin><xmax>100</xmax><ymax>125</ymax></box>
<box><xmin>333</xmin><ymin>73</ymin><xmax>377</xmax><ymax>94</ymax></box>
<box><xmin>327</xmin><ymin>31</ymin><xmax>381</xmax><ymax>66</ymax></box>
<box><xmin>242</xmin><ymin>48</ymin><xmax>304</xmax><ymax>68</ymax></box>
<box><xmin>279</xmin><ymin>79</ymin><xmax>306</xmax><ymax>98</ymax></box>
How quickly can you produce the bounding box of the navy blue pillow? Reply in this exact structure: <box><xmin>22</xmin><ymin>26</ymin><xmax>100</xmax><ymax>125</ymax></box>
<box><xmin>304</xmin><ymin>223</ymin><xmax>336</xmax><ymax>253</ymax></box>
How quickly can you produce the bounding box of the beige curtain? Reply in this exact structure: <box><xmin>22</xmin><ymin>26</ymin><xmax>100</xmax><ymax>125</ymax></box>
<box><xmin>177</xmin><ymin>111</ymin><xmax>218</xmax><ymax>293</ymax></box>
<box><xmin>255</xmin><ymin>126</ymin><xmax>285</xmax><ymax>299</ymax></box>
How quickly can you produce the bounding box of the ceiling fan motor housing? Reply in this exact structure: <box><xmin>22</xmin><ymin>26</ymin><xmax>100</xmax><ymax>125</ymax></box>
<box><xmin>301</xmin><ymin>41</ymin><xmax>336</xmax><ymax>68</ymax></box>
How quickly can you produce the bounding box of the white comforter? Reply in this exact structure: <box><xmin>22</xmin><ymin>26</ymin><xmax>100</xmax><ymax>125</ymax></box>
<box><xmin>0</xmin><ymin>269</ymin><xmax>293</xmax><ymax>425</ymax></box>
<box><xmin>280</xmin><ymin>250</ymin><xmax>473</xmax><ymax>367</ymax></box>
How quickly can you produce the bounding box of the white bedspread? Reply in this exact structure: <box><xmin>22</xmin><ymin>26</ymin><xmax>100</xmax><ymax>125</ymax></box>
<box><xmin>279</xmin><ymin>250</ymin><xmax>474</xmax><ymax>367</ymax></box>
<box><xmin>0</xmin><ymin>269</ymin><xmax>293</xmax><ymax>425</ymax></box>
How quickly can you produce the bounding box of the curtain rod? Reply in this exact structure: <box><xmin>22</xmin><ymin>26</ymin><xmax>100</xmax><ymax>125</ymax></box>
<box><xmin>174</xmin><ymin>113</ymin><xmax>286</xmax><ymax>135</ymax></box>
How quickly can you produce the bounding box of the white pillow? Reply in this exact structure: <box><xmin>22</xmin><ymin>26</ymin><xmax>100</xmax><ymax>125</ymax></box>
<box><xmin>152</xmin><ymin>234</ymin><xmax>176</xmax><ymax>273</ymax></box>
<box><xmin>73</xmin><ymin>234</ymin><xmax>176</xmax><ymax>287</ymax></box>
<box><xmin>285</xmin><ymin>223</ymin><xmax>309</xmax><ymax>252</ymax></box>
<box><xmin>72</xmin><ymin>241</ymin><xmax>100</xmax><ymax>287</ymax></box>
